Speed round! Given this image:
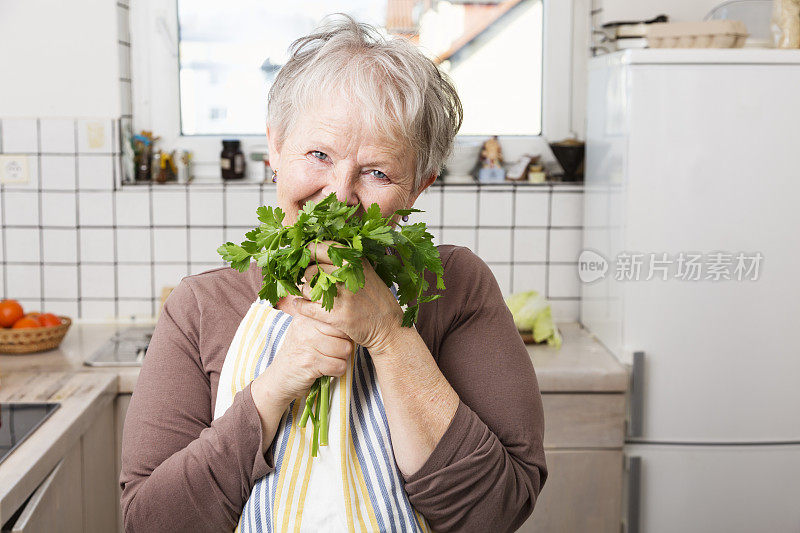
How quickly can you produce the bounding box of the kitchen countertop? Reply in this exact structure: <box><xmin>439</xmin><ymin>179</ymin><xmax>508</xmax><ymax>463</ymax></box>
<box><xmin>0</xmin><ymin>371</ymin><xmax>117</xmax><ymax>525</ymax></box>
<box><xmin>0</xmin><ymin>320</ymin><xmax>628</xmax><ymax>394</ymax></box>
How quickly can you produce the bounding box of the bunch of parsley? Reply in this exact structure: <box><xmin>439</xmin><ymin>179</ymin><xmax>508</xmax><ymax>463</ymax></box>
<box><xmin>217</xmin><ymin>192</ymin><xmax>445</xmax><ymax>456</ymax></box>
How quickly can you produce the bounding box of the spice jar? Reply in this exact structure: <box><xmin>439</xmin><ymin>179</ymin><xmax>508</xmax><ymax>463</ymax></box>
<box><xmin>221</xmin><ymin>139</ymin><xmax>245</xmax><ymax>180</ymax></box>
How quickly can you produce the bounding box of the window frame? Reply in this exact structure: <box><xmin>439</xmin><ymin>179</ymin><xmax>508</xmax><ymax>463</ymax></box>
<box><xmin>130</xmin><ymin>0</ymin><xmax>586</xmax><ymax>181</ymax></box>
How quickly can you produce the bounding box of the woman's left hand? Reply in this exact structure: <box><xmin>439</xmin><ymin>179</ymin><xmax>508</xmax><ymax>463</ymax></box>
<box><xmin>294</xmin><ymin>240</ymin><xmax>405</xmax><ymax>354</ymax></box>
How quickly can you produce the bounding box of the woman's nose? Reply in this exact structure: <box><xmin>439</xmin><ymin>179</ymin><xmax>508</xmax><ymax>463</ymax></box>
<box><xmin>326</xmin><ymin>165</ymin><xmax>360</xmax><ymax>206</ymax></box>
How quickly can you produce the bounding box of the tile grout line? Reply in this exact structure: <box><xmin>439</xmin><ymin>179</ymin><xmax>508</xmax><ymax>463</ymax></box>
<box><xmin>185</xmin><ymin>187</ymin><xmax>191</xmax><ymax>277</ymax></box>
<box><xmin>473</xmin><ymin>188</ymin><xmax>480</xmax><ymax>258</ymax></box>
<box><xmin>510</xmin><ymin>186</ymin><xmax>517</xmax><ymax>294</ymax></box>
<box><xmin>148</xmin><ymin>182</ymin><xmax>156</xmax><ymax>318</ymax></box>
<box><xmin>74</xmin><ymin>119</ymin><xmax>82</xmax><ymax>318</ymax></box>
<box><xmin>112</xmin><ymin>146</ymin><xmax>120</xmax><ymax>319</ymax></box>
<box><xmin>36</xmin><ymin>119</ymin><xmax>45</xmax><ymax>310</ymax></box>
<box><xmin>545</xmin><ymin>185</ymin><xmax>553</xmax><ymax>299</ymax></box>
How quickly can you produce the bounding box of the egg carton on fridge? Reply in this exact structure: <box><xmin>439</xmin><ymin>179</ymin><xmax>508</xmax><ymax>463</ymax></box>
<box><xmin>646</xmin><ymin>20</ymin><xmax>749</xmax><ymax>48</ymax></box>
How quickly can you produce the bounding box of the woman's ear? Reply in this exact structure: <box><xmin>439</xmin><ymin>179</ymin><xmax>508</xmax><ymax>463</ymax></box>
<box><xmin>409</xmin><ymin>172</ymin><xmax>438</xmax><ymax>207</ymax></box>
<box><xmin>266</xmin><ymin>124</ymin><xmax>281</xmax><ymax>170</ymax></box>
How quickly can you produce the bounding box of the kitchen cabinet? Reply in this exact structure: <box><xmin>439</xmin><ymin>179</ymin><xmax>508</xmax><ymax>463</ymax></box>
<box><xmin>0</xmin><ymin>373</ymin><xmax>117</xmax><ymax>533</ymax></box>
<box><xmin>516</xmin><ymin>324</ymin><xmax>628</xmax><ymax>532</ymax></box>
<box><xmin>5</xmin><ymin>442</ymin><xmax>83</xmax><ymax>533</ymax></box>
<box><xmin>115</xmin><ymin>394</ymin><xmax>132</xmax><ymax>533</ymax></box>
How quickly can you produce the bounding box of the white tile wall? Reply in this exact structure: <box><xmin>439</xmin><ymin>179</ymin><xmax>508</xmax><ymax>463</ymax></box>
<box><xmin>443</xmin><ymin>228</ymin><xmax>475</xmax><ymax>252</ymax></box>
<box><xmin>550</xmin><ymin>192</ymin><xmax>583</xmax><ymax>227</ymax></box>
<box><xmin>43</xmin><ymin>264</ymin><xmax>78</xmax><ymax>299</ymax></box>
<box><xmin>1</xmin><ymin>118</ymin><xmax>585</xmax><ymax>320</ymax></box>
<box><xmin>512</xmin><ymin>264</ymin><xmax>547</xmax><ymax>294</ymax></box>
<box><xmin>117</xmin><ymin>299</ymin><xmax>152</xmax><ymax>320</ymax></box>
<box><xmin>487</xmin><ymin>263</ymin><xmax>511</xmax><ymax>296</ymax></box>
<box><xmin>78</xmin><ymin>155</ymin><xmax>114</xmax><ymax>189</ymax></box>
<box><xmin>5</xmin><ymin>228</ymin><xmax>39</xmax><ymax>262</ymax></box>
<box><xmin>442</xmin><ymin>190</ymin><xmax>477</xmax><ymax>226</ymax></box>
<box><xmin>225</xmin><ymin>188</ymin><xmax>261</xmax><ymax>226</ymax></box>
<box><xmin>78</xmin><ymin>191</ymin><xmax>113</xmax><ymax>225</ymax></box>
<box><xmin>411</xmin><ymin>188</ymin><xmax>441</xmax><ymax>227</ymax></box>
<box><xmin>479</xmin><ymin>192</ymin><xmax>513</xmax><ymax>226</ymax></box>
<box><xmin>80</xmin><ymin>228</ymin><xmax>114</xmax><ymax>262</ymax></box>
<box><xmin>225</xmin><ymin>227</ymin><xmax>250</xmax><ymax>245</ymax></box>
<box><xmin>7</xmin><ymin>264</ymin><xmax>41</xmax><ymax>298</ymax></box>
<box><xmin>116</xmin><ymin>228</ymin><xmax>151</xmax><ymax>263</ymax></box>
<box><xmin>42</xmin><ymin>228</ymin><xmax>77</xmax><ymax>262</ymax></box>
<box><xmin>41</xmin><ymin>155</ymin><xmax>77</xmax><ymax>189</ymax></box>
<box><xmin>190</xmin><ymin>227</ymin><xmax>225</xmax><ymax>263</ymax></box>
<box><xmin>548</xmin><ymin>264</ymin><xmax>581</xmax><ymax>298</ymax></box>
<box><xmin>477</xmin><ymin>228</ymin><xmax>512</xmax><ymax>262</ymax></box>
<box><xmin>4</xmin><ymin>191</ymin><xmax>39</xmax><ymax>225</ymax></box>
<box><xmin>41</xmin><ymin>192</ymin><xmax>77</xmax><ymax>227</ymax></box>
<box><xmin>80</xmin><ymin>264</ymin><xmax>115</xmax><ymax>298</ymax></box>
<box><xmin>153</xmin><ymin>228</ymin><xmax>187</xmax><ymax>262</ymax></box>
<box><xmin>515</xmin><ymin>191</ymin><xmax>550</xmax><ymax>226</ymax></box>
<box><xmin>77</xmin><ymin>119</ymin><xmax>114</xmax><ymax>153</ymax></box>
<box><xmin>549</xmin><ymin>228</ymin><xmax>583</xmax><ymax>262</ymax></box>
<box><xmin>513</xmin><ymin>228</ymin><xmax>548</xmax><ymax>262</ymax></box>
<box><xmin>152</xmin><ymin>190</ymin><xmax>186</xmax><ymax>226</ymax></box>
<box><xmin>116</xmin><ymin>190</ymin><xmax>150</xmax><ymax>226</ymax></box>
<box><xmin>188</xmin><ymin>189</ymin><xmax>223</xmax><ymax>226</ymax></box>
<box><xmin>116</xmin><ymin>264</ymin><xmax>150</xmax><ymax>299</ymax></box>
<box><xmin>44</xmin><ymin>299</ymin><xmax>78</xmax><ymax>317</ymax></box>
<box><xmin>81</xmin><ymin>299</ymin><xmax>116</xmax><ymax>320</ymax></box>
<box><xmin>153</xmin><ymin>263</ymin><xmax>187</xmax><ymax>298</ymax></box>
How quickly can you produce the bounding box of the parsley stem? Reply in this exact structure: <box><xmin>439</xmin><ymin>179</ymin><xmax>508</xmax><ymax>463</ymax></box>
<box><xmin>319</xmin><ymin>376</ymin><xmax>330</xmax><ymax>446</ymax></box>
<box><xmin>311</xmin><ymin>393</ymin><xmax>320</xmax><ymax>457</ymax></box>
<box><xmin>298</xmin><ymin>380</ymin><xmax>320</xmax><ymax>428</ymax></box>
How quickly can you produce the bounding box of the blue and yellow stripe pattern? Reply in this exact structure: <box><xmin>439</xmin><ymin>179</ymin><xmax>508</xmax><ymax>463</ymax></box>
<box><xmin>213</xmin><ymin>287</ymin><xmax>432</xmax><ymax>533</ymax></box>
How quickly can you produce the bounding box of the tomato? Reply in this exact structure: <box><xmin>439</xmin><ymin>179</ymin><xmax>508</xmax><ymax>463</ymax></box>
<box><xmin>12</xmin><ymin>317</ymin><xmax>41</xmax><ymax>329</ymax></box>
<box><xmin>0</xmin><ymin>300</ymin><xmax>25</xmax><ymax>328</ymax></box>
<box><xmin>38</xmin><ymin>313</ymin><xmax>61</xmax><ymax>327</ymax></box>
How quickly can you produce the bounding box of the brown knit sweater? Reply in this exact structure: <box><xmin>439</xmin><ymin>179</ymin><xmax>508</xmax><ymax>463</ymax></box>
<box><xmin>120</xmin><ymin>244</ymin><xmax>547</xmax><ymax>532</ymax></box>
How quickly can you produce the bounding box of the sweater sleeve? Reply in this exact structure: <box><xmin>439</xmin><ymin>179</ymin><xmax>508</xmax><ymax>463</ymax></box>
<box><xmin>402</xmin><ymin>246</ymin><xmax>548</xmax><ymax>532</ymax></box>
<box><xmin>120</xmin><ymin>279</ymin><xmax>274</xmax><ymax>532</ymax></box>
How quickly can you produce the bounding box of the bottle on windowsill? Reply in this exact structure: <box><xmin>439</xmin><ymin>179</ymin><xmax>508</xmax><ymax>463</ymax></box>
<box><xmin>221</xmin><ymin>139</ymin><xmax>245</xmax><ymax>180</ymax></box>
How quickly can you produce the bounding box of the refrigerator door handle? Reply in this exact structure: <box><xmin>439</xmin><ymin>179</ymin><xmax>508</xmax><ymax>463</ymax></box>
<box><xmin>628</xmin><ymin>351</ymin><xmax>645</xmax><ymax>439</ymax></box>
<box><xmin>624</xmin><ymin>455</ymin><xmax>642</xmax><ymax>533</ymax></box>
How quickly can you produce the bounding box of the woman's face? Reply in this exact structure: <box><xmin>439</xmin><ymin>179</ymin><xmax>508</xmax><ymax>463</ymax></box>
<box><xmin>267</xmin><ymin>101</ymin><xmax>435</xmax><ymax>227</ymax></box>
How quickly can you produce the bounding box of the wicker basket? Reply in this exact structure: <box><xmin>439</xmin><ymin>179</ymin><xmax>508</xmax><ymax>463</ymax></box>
<box><xmin>519</xmin><ymin>329</ymin><xmax>536</xmax><ymax>344</ymax></box>
<box><xmin>0</xmin><ymin>316</ymin><xmax>72</xmax><ymax>354</ymax></box>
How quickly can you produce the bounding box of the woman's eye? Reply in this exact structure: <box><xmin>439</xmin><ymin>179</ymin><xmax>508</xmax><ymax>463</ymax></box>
<box><xmin>311</xmin><ymin>151</ymin><xmax>329</xmax><ymax>162</ymax></box>
<box><xmin>369</xmin><ymin>169</ymin><xmax>389</xmax><ymax>181</ymax></box>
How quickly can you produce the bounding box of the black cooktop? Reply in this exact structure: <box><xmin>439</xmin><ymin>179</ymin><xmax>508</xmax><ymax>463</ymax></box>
<box><xmin>0</xmin><ymin>403</ymin><xmax>60</xmax><ymax>465</ymax></box>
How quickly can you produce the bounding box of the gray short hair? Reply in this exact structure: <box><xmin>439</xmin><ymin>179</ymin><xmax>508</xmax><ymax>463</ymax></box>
<box><xmin>267</xmin><ymin>14</ymin><xmax>463</xmax><ymax>192</ymax></box>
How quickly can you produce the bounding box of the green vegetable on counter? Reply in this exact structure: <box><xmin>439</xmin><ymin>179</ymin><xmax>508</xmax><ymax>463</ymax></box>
<box><xmin>505</xmin><ymin>290</ymin><xmax>562</xmax><ymax>349</ymax></box>
<box><xmin>217</xmin><ymin>192</ymin><xmax>445</xmax><ymax>455</ymax></box>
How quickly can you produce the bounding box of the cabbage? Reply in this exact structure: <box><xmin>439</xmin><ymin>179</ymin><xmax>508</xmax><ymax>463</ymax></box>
<box><xmin>504</xmin><ymin>290</ymin><xmax>562</xmax><ymax>349</ymax></box>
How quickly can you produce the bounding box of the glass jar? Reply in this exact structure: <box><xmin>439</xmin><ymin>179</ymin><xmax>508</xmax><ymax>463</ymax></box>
<box><xmin>221</xmin><ymin>139</ymin><xmax>245</xmax><ymax>180</ymax></box>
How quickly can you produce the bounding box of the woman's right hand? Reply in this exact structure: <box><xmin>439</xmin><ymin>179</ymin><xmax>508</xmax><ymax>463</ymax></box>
<box><xmin>253</xmin><ymin>297</ymin><xmax>355</xmax><ymax>408</ymax></box>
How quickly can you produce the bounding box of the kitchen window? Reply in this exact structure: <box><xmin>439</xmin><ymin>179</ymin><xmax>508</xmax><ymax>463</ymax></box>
<box><xmin>130</xmin><ymin>0</ymin><xmax>584</xmax><ymax>180</ymax></box>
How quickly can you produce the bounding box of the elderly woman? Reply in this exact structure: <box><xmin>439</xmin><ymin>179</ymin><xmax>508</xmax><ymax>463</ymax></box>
<box><xmin>121</xmin><ymin>15</ymin><xmax>546</xmax><ymax>533</ymax></box>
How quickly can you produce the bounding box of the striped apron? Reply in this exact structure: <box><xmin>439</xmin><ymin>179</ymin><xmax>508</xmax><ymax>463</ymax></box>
<box><xmin>213</xmin><ymin>286</ymin><xmax>432</xmax><ymax>533</ymax></box>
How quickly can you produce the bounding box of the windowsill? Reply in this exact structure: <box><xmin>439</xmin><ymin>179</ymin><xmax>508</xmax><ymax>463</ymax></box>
<box><xmin>118</xmin><ymin>177</ymin><xmax>584</xmax><ymax>188</ymax></box>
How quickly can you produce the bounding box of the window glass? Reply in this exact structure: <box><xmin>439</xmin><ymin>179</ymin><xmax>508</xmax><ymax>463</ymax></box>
<box><xmin>177</xmin><ymin>0</ymin><xmax>543</xmax><ymax>136</ymax></box>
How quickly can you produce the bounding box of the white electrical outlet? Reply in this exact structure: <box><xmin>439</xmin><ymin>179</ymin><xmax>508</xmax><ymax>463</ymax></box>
<box><xmin>0</xmin><ymin>155</ymin><xmax>30</xmax><ymax>184</ymax></box>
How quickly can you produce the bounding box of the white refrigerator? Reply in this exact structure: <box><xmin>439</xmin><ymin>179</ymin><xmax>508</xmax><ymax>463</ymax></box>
<box><xmin>581</xmin><ymin>49</ymin><xmax>800</xmax><ymax>533</ymax></box>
